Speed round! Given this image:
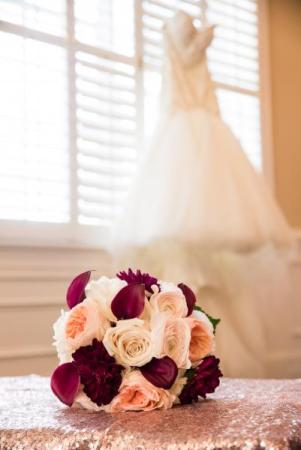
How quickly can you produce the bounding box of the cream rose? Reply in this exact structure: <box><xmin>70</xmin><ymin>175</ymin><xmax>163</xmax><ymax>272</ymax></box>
<box><xmin>161</xmin><ymin>318</ymin><xmax>191</xmax><ymax>369</ymax></box>
<box><xmin>53</xmin><ymin>298</ymin><xmax>109</xmax><ymax>362</ymax></box>
<box><xmin>85</xmin><ymin>276</ymin><xmax>127</xmax><ymax>321</ymax></box>
<box><xmin>188</xmin><ymin>310</ymin><xmax>214</xmax><ymax>364</ymax></box>
<box><xmin>149</xmin><ymin>287</ymin><xmax>188</xmax><ymax>319</ymax></box>
<box><xmin>103</xmin><ymin>319</ymin><xmax>153</xmax><ymax>367</ymax></box>
<box><xmin>109</xmin><ymin>370</ymin><xmax>174</xmax><ymax>412</ymax></box>
<box><xmin>169</xmin><ymin>373</ymin><xmax>188</xmax><ymax>403</ymax></box>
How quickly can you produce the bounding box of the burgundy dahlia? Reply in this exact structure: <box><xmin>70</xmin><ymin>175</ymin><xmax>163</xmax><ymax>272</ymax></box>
<box><xmin>179</xmin><ymin>356</ymin><xmax>223</xmax><ymax>405</ymax></box>
<box><xmin>72</xmin><ymin>339</ymin><xmax>123</xmax><ymax>406</ymax></box>
<box><xmin>117</xmin><ymin>268</ymin><xmax>159</xmax><ymax>294</ymax></box>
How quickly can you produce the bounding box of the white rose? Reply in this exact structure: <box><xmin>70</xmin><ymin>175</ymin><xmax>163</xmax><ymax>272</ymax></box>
<box><xmin>159</xmin><ymin>281</ymin><xmax>180</xmax><ymax>292</ymax></box>
<box><xmin>53</xmin><ymin>309</ymin><xmax>72</xmax><ymax>362</ymax></box>
<box><xmin>103</xmin><ymin>319</ymin><xmax>153</xmax><ymax>367</ymax></box>
<box><xmin>85</xmin><ymin>276</ymin><xmax>127</xmax><ymax>321</ymax></box>
<box><xmin>73</xmin><ymin>391</ymin><xmax>111</xmax><ymax>412</ymax></box>
<box><xmin>169</xmin><ymin>374</ymin><xmax>188</xmax><ymax>404</ymax></box>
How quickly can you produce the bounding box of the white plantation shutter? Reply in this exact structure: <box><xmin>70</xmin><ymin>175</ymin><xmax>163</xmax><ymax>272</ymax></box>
<box><xmin>0</xmin><ymin>0</ymin><xmax>266</xmax><ymax>245</ymax></box>
<box><xmin>206</xmin><ymin>0</ymin><xmax>262</xmax><ymax>169</ymax></box>
<box><xmin>74</xmin><ymin>0</ymin><xmax>137</xmax><ymax>226</ymax></box>
<box><xmin>75</xmin><ymin>53</ymin><xmax>137</xmax><ymax>226</ymax></box>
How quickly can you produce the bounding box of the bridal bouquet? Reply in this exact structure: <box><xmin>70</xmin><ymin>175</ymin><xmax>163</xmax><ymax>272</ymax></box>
<box><xmin>51</xmin><ymin>269</ymin><xmax>222</xmax><ymax>412</ymax></box>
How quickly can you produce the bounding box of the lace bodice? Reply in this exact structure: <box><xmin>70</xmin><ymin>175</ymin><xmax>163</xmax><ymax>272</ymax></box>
<box><xmin>162</xmin><ymin>11</ymin><xmax>219</xmax><ymax>116</ymax></box>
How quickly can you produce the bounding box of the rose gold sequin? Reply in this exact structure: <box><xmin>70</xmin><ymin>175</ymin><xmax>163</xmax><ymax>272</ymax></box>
<box><xmin>0</xmin><ymin>376</ymin><xmax>300</xmax><ymax>449</ymax></box>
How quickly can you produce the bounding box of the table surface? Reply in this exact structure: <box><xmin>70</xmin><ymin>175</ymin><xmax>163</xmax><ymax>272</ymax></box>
<box><xmin>0</xmin><ymin>376</ymin><xmax>300</xmax><ymax>450</ymax></box>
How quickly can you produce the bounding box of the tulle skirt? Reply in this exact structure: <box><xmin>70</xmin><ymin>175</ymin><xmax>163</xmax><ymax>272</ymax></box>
<box><xmin>111</xmin><ymin>107</ymin><xmax>293</xmax><ymax>251</ymax></box>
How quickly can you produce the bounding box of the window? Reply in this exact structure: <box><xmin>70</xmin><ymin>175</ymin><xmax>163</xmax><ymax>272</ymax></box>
<box><xmin>0</xmin><ymin>0</ymin><xmax>265</xmax><ymax>246</ymax></box>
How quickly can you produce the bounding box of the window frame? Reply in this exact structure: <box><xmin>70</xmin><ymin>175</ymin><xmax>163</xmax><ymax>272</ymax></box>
<box><xmin>0</xmin><ymin>0</ymin><xmax>273</xmax><ymax>248</ymax></box>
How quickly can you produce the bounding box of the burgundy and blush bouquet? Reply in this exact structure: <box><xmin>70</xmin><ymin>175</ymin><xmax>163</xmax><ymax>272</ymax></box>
<box><xmin>51</xmin><ymin>269</ymin><xmax>222</xmax><ymax>412</ymax></box>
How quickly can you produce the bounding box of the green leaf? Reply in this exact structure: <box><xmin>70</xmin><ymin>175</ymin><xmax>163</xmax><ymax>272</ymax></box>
<box><xmin>184</xmin><ymin>367</ymin><xmax>196</xmax><ymax>382</ymax></box>
<box><xmin>193</xmin><ymin>305</ymin><xmax>221</xmax><ymax>334</ymax></box>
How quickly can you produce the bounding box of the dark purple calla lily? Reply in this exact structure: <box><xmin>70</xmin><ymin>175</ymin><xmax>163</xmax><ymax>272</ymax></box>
<box><xmin>50</xmin><ymin>362</ymin><xmax>80</xmax><ymax>407</ymax></box>
<box><xmin>66</xmin><ymin>271</ymin><xmax>91</xmax><ymax>309</ymax></box>
<box><xmin>111</xmin><ymin>283</ymin><xmax>145</xmax><ymax>320</ymax></box>
<box><xmin>140</xmin><ymin>356</ymin><xmax>178</xmax><ymax>389</ymax></box>
<box><xmin>178</xmin><ymin>283</ymin><xmax>196</xmax><ymax>316</ymax></box>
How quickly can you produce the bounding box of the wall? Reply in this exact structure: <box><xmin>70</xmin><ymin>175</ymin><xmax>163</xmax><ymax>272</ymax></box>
<box><xmin>0</xmin><ymin>247</ymin><xmax>111</xmax><ymax>376</ymax></box>
<box><xmin>268</xmin><ymin>0</ymin><xmax>301</xmax><ymax>228</ymax></box>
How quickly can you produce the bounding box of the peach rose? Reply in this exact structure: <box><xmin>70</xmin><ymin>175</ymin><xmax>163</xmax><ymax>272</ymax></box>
<box><xmin>162</xmin><ymin>318</ymin><xmax>191</xmax><ymax>369</ymax></box>
<box><xmin>53</xmin><ymin>298</ymin><xmax>109</xmax><ymax>362</ymax></box>
<box><xmin>149</xmin><ymin>288</ymin><xmax>188</xmax><ymax>319</ymax></box>
<box><xmin>188</xmin><ymin>310</ymin><xmax>214</xmax><ymax>364</ymax></box>
<box><xmin>109</xmin><ymin>371</ymin><xmax>174</xmax><ymax>412</ymax></box>
<box><xmin>103</xmin><ymin>319</ymin><xmax>153</xmax><ymax>367</ymax></box>
<box><xmin>66</xmin><ymin>298</ymin><xmax>109</xmax><ymax>347</ymax></box>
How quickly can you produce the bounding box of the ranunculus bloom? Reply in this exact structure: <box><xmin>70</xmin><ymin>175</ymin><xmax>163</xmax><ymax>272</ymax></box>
<box><xmin>117</xmin><ymin>268</ymin><xmax>159</xmax><ymax>294</ymax></box>
<box><xmin>188</xmin><ymin>310</ymin><xmax>214</xmax><ymax>364</ymax></box>
<box><xmin>179</xmin><ymin>356</ymin><xmax>223</xmax><ymax>404</ymax></box>
<box><xmin>103</xmin><ymin>319</ymin><xmax>153</xmax><ymax>367</ymax></box>
<box><xmin>85</xmin><ymin>276</ymin><xmax>127</xmax><ymax>321</ymax></box>
<box><xmin>150</xmin><ymin>288</ymin><xmax>188</xmax><ymax>319</ymax></box>
<box><xmin>53</xmin><ymin>298</ymin><xmax>109</xmax><ymax>362</ymax></box>
<box><xmin>72</xmin><ymin>339</ymin><xmax>123</xmax><ymax>406</ymax></box>
<box><xmin>109</xmin><ymin>370</ymin><xmax>174</xmax><ymax>412</ymax></box>
<box><xmin>162</xmin><ymin>318</ymin><xmax>191</xmax><ymax>369</ymax></box>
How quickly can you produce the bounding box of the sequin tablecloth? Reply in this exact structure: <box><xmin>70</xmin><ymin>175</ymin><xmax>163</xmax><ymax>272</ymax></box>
<box><xmin>0</xmin><ymin>376</ymin><xmax>300</xmax><ymax>450</ymax></box>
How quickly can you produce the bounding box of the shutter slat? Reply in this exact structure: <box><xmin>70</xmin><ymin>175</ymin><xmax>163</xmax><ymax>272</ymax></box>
<box><xmin>77</xmin><ymin>74</ymin><xmax>135</xmax><ymax>94</ymax></box>
<box><xmin>78</xmin><ymin>119</ymin><xmax>136</xmax><ymax>136</ymax></box>
<box><xmin>78</xmin><ymin>145</ymin><xmax>137</xmax><ymax>162</ymax></box>
<box><xmin>77</xmin><ymin>104</ymin><xmax>136</xmax><ymax>121</ymax></box>
<box><xmin>76</xmin><ymin>59</ymin><xmax>135</xmax><ymax>79</ymax></box>
<box><xmin>77</xmin><ymin>132</ymin><xmax>135</xmax><ymax>148</ymax></box>
<box><xmin>79</xmin><ymin>188</ymin><xmax>127</xmax><ymax>205</ymax></box>
<box><xmin>77</xmin><ymin>86</ymin><xmax>136</xmax><ymax>107</ymax></box>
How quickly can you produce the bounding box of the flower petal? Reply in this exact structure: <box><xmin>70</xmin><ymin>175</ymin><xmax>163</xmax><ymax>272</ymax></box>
<box><xmin>111</xmin><ymin>283</ymin><xmax>145</xmax><ymax>320</ymax></box>
<box><xmin>178</xmin><ymin>283</ymin><xmax>196</xmax><ymax>316</ymax></box>
<box><xmin>140</xmin><ymin>356</ymin><xmax>178</xmax><ymax>389</ymax></box>
<box><xmin>117</xmin><ymin>268</ymin><xmax>159</xmax><ymax>294</ymax></box>
<box><xmin>50</xmin><ymin>362</ymin><xmax>80</xmax><ymax>406</ymax></box>
<box><xmin>72</xmin><ymin>339</ymin><xmax>123</xmax><ymax>406</ymax></box>
<box><xmin>179</xmin><ymin>356</ymin><xmax>222</xmax><ymax>404</ymax></box>
<box><xmin>66</xmin><ymin>271</ymin><xmax>91</xmax><ymax>309</ymax></box>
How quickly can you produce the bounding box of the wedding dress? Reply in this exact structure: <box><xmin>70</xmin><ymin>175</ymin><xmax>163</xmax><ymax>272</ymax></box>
<box><xmin>109</xmin><ymin>12</ymin><xmax>295</xmax><ymax>377</ymax></box>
